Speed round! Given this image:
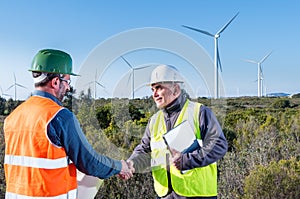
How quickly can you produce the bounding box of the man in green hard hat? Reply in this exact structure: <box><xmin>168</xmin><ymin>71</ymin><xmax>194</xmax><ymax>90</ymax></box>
<box><xmin>4</xmin><ymin>49</ymin><xmax>134</xmax><ymax>198</ymax></box>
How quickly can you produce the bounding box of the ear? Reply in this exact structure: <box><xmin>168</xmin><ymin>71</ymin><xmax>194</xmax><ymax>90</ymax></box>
<box><xmin>173</xmin><ymin>84</ymin><xmax>180</xmax><ymax>95</ymax></box>
<box><xmin>51</xmin><ymin>77</ymin><xmax>59</xmax><ymax>88</ymax></box>
<box><xmin>173</xmin><ymin>88</ymin><xmax>177</xmax><ymax>95</ymax></box>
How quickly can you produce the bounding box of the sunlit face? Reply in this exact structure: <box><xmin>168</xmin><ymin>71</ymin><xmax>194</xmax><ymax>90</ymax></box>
<box><xmin>151</xmin><ymin>83</ymin><xmax>177</xmax><ymax>109</ymax></box>
<box><xmin>56</xmin><ymin>74</ymin><xmax>71</xmax><ymax>101</ymax></box>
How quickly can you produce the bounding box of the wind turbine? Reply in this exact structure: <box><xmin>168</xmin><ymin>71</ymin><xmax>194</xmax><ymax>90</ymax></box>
<box><xmin>85</xmin><ymin>69</ymin><xmax>105</xmax><ymax>99</ymax></box>
<box><xmin>245</xmin><ymin>51</ymin><xmax>272</xmax><ymax>97</ymax></box>
<box><xmin>6</xmin><ymin>73</ymin><xmax>27</xmax><ymax>101</ymax></box>
<box><xmin>182</xmin><ymin>12</ymin><xmax>239</xmax><ymax>99</ymax></box>
<box><xmin>121</xmin><ymin>56</ymin><xmax>151</xmax><ymax>99</ymax></box>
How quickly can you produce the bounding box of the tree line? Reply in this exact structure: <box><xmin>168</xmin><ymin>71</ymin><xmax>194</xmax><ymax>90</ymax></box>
<box><xmin>0</xmin><ymin>92</ymin><xmax>299</xmax><ymax>198</ymax></box>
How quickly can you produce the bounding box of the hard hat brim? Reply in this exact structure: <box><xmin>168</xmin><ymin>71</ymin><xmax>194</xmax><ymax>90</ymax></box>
<box><xmin>147</xmin><ymin>80</ymin><xmax>184</xmax><ymax>86</ymax></box>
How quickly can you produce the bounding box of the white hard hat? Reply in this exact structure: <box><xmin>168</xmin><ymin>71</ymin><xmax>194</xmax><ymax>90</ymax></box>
<box><xmin>149</xmin><ymin>64</ymin><xmax>184</xmax><ymax>85</ymax></box>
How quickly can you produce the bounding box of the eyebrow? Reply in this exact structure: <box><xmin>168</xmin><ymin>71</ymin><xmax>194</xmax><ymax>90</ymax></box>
<box><xmin>151</xmin><ymin>83</ymin><xmax>173</xmax><ymax>92</ymax></box>
<box><xmin>152</xmin><ymin>85</ymin><xmax>161</xmax><ymax>90</ymax></box>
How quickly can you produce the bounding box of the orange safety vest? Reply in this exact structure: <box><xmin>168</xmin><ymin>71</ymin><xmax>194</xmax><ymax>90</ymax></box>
<box><xmin>4</xmin><ymin>96</ymin><xmax>77</xmax><ymax>198</ymax></box>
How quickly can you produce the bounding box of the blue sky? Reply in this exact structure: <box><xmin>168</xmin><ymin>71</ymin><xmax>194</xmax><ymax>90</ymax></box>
<box><xmin>0</xmin><ymin>1</ymin><xmax>299</xmax><ymax>100</ymax></box>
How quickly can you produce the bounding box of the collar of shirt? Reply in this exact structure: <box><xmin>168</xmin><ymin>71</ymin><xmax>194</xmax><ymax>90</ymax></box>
<box><xmin>163</xmin><ymin>91</ymin><xmax>187</xmax><ymax>116</ymax></box>
<box><xmin>32</xmin><ymin>90</ymin><xmax>63</xmax><ymax>106</ymax></box>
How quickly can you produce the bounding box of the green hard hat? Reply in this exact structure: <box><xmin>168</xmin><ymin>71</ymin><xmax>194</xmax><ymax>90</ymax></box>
<box><xmin>29</xmin><ymin>49</ymin><xmax>79</xmax><ymax>76</ymax></box>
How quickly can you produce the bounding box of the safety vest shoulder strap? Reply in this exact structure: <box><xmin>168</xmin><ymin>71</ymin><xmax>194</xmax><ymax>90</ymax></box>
<box><xmin>174</xmin><ymin>100</ymin><xmax>202</xmax><ymax>139</ymax></box>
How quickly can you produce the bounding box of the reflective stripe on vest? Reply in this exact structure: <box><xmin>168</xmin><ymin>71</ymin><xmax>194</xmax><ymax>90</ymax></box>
<box><xmin>151</xmin><ymin>139</ymin><xmax>168</xmax><ymax>167</ymax></box>
<box><xmin>5</xmin><ymin>189</ymin><xmax>77</xmax><ymax>199</ymax></box>
<box><xmin>150</xmin><ymin>100</ymin><xmax>217</xmax><ymax>197</ymax></box>
<box><xmin>4</xmin><ymin>96</ymin><xmax>77</xmax><ymax>198</ymax></box>
<box><xmin>4</xmin><ymin>155</ymin><xmax>71</xmax><ymax>169</ymax></box>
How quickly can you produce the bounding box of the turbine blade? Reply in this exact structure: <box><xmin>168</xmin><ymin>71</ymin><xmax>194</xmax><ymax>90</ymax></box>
<box><xmin>0</xmin><ymin>86</ymin><xmax>11</xmax><ymax>96</ymax></box>
<box><xmin>182</xmin><ymin>25</ymin><xmax>215</xmax><ymax>37</ymax></box>
<box><xmin>16</xmin><ymin>83</ymin><xmax>27</xmax><ymax>89</ymax></box>
<box><xmin>217</xmin><ymin>48</ymin><xmax>222</xmax><ymax>72</ymax></box>
<box><xmin>6</xmin><ymin>85</ymin><xmax>14</xmax><ymax>91</ymax></box>
<box><xmin>260</xmin><ymin>66</ymin><xmax>264</xmax><ymax>78</ymax></box>
<box><xmin>260</xmin><ymin>51</ymin><xmax>273</xmax><ymax>63</ymax></box>
<box><xmin>96</xmin><ymin>81</ymin><xmax>105</xmax><ymax>88</ymax></box>
<box><xmin>135</xmin><ymin>65</ymin><xmax>152</xmax><ymax>70</ymax></box>
<box><xmin>244</xmin><ymin>59</ymin><xmax>258</xmax><ymax>64</ymax></box>
<box><xmin>217</xmin><ymin>12</ymin><xmax>239</xmax><ymax>35</ymax></box>
<box><xmin>121</xmin><ymin>56</ymin><xmax>133</xmax><ymax>69</ymax></box>
<box><xmin>14</xmin><ymin>73</ymin><xmax>16</xmax><ymax>82</ymax></box>
<box><xmin>127</xmin><ymin>73</ymin><xmax>132</xmax><ymax>86</ymax></box>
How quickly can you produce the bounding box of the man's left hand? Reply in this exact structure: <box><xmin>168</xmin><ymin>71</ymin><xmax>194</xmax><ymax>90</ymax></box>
<box><xmin>169</xmin><ymin>148</ymin><xmax>182</xmax><ymax>170</ymax></box>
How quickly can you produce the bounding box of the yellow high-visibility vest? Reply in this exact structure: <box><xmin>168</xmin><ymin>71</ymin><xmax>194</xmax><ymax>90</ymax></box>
<box><xmin>150</xmin><ymin>100</ymin><xmax>217</xmax><ymax>197</ymax></box>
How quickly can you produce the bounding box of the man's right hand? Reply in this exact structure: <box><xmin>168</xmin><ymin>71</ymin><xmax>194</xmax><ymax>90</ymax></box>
<box><xmin>118</xmin><ymin>160</ymin><xmax>135</xmax><ymax>180</ymax></box>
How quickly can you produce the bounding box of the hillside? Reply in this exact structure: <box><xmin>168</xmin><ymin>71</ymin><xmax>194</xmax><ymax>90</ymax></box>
<box><xmin>0</xmin><ymin>96</ymin><xmax>299</xmax><ymax>198</ymax></box>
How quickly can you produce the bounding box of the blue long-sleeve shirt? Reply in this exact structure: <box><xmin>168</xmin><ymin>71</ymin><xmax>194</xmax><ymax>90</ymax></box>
<box><xmin>33</xmin><ymin>90</ymin><xmax>121</xmax><ymax>179</ymax></box>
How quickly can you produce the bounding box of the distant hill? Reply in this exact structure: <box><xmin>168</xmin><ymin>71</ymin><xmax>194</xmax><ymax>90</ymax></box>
<box><xmin>290</xmin><ymin>93</ymin><xmax>300</xmax><ymax>98</ymax></box>
<box><xmin>266</xmin><ymin>92</ymin><xmax>291</xmax><ymax>97</ymax></box>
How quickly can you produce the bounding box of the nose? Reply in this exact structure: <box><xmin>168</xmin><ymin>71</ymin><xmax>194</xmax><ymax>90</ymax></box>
<box><xmin>66</xmin><ymin>84</ymin><xmax>70</xmax><ymax>92</ymax></box>
<box><xmin>152</xmin><ymin>89</ymin><xmax>158</xmax><ymax>97</ymax></box>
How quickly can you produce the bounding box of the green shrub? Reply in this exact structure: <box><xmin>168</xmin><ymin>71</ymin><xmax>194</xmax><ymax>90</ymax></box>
<box><xmin>244</xmin><ymin>158</ymin><xmax>300</xmax><ymax>199</ymax></box>
<box><xmin>0</xmin><ymin>122</ymin><xmax>6</xmax><ymax>198</ymax></box>
<box><xmin>270</xmin><ymin>98</ymin><xmax>291</xmax><ymax>109</ymax></box>
<box><xmin>95</xmin><ymin>173</ymin><xmax>156</xmax><ymax>199</ymax></box>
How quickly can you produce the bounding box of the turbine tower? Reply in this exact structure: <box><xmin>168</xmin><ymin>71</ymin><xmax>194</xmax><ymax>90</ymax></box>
<box><xmin>6</xmin><ymin>73</ymin><xmax>27</xmax><ymax>101</ymax></box>
<box><xmin>121</xmin><ymin>56</ymin><xmax>151</xmax><ymax>99</ymax></box>
<box><xmin>245</xmin><ymin>51</ymin><xmax>272</xmax><ymax>97</ymax></box>
<box><xmin>182</xmin><ymin>12</ymin><xmax>239</xmax><ymax>99</ymax></box>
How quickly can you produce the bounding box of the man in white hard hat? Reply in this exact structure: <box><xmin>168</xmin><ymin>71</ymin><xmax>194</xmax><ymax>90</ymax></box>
<box><xmin>124</xmin><ymin>64</ymin><xmax>228</xmax><ymax>199</ymax></box>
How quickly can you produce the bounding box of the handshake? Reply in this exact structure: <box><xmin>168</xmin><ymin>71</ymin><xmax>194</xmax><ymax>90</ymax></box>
<box><xmin>117</xmin><ymin>148</ymin><xmax>182</xmax><ymax>180</ymax></box>
<box><xmin>118</xmin><ymin>160</ymin><xmax>135</xmax><ymax>180</ymax></box>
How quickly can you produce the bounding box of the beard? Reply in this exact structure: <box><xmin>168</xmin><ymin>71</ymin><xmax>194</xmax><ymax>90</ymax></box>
<box><xmin>56</xmin><ymin>83</ymin><xmax>66</xmax><ymax>101</ymax></box>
